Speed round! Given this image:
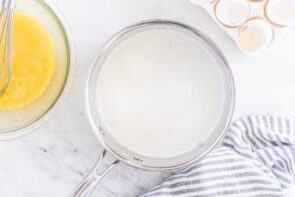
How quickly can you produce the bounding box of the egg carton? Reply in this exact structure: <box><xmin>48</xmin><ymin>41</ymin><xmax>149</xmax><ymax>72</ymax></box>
<box><xmin>190</xmin><ymin>0</ymin><xmax>295</xmax><ymax>55</ymax></box>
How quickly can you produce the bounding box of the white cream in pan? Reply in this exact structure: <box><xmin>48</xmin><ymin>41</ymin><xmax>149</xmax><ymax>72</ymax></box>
<box><xmin>97</xmin><ymin>29</ymin><xmax>225</xmax><ymax>158</ymax></box>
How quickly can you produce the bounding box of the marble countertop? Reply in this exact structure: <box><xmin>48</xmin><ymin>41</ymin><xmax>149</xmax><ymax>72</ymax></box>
<box><xmin>1</xmin><ymin>0</ymin><xmax>295</xmax><ymax>196</ymax></box>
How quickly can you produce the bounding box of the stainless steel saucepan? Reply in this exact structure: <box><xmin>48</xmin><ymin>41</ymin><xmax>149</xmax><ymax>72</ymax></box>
<box><xmin>71</xmin><ymin>20</ymin><xmax>235</xmax><ymax>197</ymax></box>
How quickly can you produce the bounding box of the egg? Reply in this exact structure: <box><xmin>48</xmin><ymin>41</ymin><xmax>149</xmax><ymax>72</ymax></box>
<box><xmin>265</xmin><ymin>0</ymin><xmax>295</xmax><ymax>27</ymax></box>
<box><xmin>214</xmin><ymin>0</ymin><xmax>250</xmax><ymax>27</ymax></box>
<box><xmin>238</xmin><ymin>19</ymin><xmax>274</xmax><ymax>54</ymax></box>
<box><xmin>0</xmin><ymin>12</ymin><xmax>55</xmax><ymax>109</ymax></box>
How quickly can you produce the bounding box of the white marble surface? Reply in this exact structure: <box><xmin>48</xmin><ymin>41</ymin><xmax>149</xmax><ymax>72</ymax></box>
<box><xmin>1</xmin><ymin>0</ymin><xmax>295</xmax><ymax>196</ymax></box>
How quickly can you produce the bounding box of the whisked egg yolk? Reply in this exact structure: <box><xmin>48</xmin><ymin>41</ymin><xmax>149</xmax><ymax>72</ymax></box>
<box><xmin>0</xmin><ymin>12</ymin><xmax>55</xmax><ymax>109</ymax></box>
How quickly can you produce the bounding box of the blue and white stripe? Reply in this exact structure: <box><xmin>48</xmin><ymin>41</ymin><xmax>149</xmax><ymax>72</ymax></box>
<box><xmin>142</xmin><ymin>115</ymin><xmax>295</xmax><ymax>197</ymax></box>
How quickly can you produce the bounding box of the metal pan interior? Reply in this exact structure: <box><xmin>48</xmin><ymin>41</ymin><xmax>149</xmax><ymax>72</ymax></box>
<box><xmin>87</xmin><ymin>20</ymin><xmax>235</xmax><ymax>171</ymax></box>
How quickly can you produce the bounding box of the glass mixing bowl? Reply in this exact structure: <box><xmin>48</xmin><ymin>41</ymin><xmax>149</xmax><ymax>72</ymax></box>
<box><xmin>0</xmin><ymin>0</ymin><xmax>74</xmax><ymax>140</ymax></box>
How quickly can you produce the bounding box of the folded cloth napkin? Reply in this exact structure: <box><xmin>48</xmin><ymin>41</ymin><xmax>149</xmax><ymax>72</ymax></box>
<box><xmin>142</xmin><ymin>115</ymin><xmax>295</xmax><ymax>197</ymax></box>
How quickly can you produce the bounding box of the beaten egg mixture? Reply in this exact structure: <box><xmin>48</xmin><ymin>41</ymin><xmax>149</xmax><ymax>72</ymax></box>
<box><xmin>0</xmin><ymin>12</ymin><xmax>55</xmax><ymax>109</ymax></box>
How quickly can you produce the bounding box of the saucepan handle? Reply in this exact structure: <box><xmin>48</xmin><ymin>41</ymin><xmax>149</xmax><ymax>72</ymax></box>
<box><xmin>69</xmin><ymin>150</ymin><xmax>120</xmax><ymax>197</ymax></box>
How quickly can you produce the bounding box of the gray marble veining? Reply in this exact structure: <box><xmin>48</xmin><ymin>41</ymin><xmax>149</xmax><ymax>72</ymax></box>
<box><xmin>0</xmin><ymin>0</ymin><xmax>295</xmax><ymax>196</ymax></box>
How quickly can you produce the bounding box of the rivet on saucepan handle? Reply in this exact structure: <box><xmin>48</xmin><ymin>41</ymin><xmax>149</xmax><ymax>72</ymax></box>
<box><xmin>69</xmin><ymin>150</ymin><xmax>120</xmax><ymax>197</ymax></box>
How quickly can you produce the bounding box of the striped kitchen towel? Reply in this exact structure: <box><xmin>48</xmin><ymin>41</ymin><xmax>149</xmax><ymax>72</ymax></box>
<box><xmin>142</xmin><ymin>115</ymin><xmax>295</xmax><ymax>197</ymax></box>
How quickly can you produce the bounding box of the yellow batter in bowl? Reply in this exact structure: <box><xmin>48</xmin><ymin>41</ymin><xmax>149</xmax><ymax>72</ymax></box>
<box><xmin>0</xmin><ymin>12</ymin><xmax>55</xmax><ymax>109</ymax></box>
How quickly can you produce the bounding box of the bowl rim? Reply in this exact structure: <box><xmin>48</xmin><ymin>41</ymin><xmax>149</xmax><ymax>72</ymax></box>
<box><xmin>0</xmin><ymin>0</ymin><xmax>75</xmax><ymax>140</ymax></box>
